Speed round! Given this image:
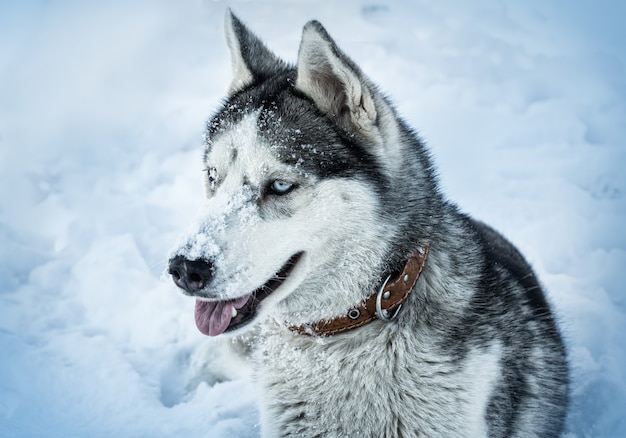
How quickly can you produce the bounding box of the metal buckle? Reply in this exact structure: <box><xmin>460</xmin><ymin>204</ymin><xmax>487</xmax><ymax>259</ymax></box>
<box><xmin>375</xmin><ymin>275</ymin><xmax>402</xmax><ymax>322</ymax></box>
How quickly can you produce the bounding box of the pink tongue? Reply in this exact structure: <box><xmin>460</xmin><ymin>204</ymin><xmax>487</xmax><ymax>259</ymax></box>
<box><xmin>194</xmin><ymin>295</ymin><xmax>251</xmax><ymax>336</ymax></box>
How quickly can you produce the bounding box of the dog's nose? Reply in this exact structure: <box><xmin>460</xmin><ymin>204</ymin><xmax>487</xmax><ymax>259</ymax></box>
<box><xmin>168</xmin><ymin>256</ymin><xmax>213</xmax><ymax>293</ymax></box>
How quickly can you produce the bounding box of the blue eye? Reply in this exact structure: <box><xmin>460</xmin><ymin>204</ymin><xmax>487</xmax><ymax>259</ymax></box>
<box><xmin>269</xmin><ymin>180</ymin><xmax>295</xmax><ymax>195</ymax></box>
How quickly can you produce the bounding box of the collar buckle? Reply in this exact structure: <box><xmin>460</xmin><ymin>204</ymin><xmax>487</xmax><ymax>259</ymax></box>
<box><xmin>375</xmin><ymin>275</ymin><xmax>402</xmax><ymax>321</ymax></box>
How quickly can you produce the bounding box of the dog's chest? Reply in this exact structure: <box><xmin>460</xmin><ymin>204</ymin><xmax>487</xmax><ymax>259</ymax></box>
<box><xmin>255</xmin><ymin>330</ymin><xmax>501</xmax><ymax>438</ymax></box>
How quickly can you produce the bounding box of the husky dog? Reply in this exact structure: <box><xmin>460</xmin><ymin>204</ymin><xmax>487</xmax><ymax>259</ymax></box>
<box><xmin>168</xmin><ymin>10</ymin><xmax>568</xmax><ymax>437</ymax></box>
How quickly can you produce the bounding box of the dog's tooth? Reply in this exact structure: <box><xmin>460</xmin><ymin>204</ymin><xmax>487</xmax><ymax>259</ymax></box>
<box><xmin>232</xmin><ymin>307</ymin><xmax>237</xmax><ymax>318</ymax></box>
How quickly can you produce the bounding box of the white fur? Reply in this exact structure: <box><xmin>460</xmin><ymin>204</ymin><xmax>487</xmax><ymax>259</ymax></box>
<box><xmin>256</xmin><ymin>321</ymin><xmax>502</xmax><ymax>438</ymax></box>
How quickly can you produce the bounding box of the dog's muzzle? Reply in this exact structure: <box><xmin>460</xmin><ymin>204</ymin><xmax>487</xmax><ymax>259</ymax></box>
<box><xmin>168</xmin><ymin>252</ymin><xmax>304</xmax><ymax>337</ymax></box>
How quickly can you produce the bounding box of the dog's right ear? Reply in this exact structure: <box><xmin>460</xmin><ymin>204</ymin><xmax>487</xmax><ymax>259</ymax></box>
<box><xmin>224</xmin><ymin>9</ymin><xmax>288</xmax><ymax>94</ymax></box>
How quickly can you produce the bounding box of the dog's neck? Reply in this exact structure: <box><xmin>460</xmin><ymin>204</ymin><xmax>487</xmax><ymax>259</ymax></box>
<box><xmin>289</xmin><ymin>245</ymin><xmax>430</xmax><ymax>336</ymax></box>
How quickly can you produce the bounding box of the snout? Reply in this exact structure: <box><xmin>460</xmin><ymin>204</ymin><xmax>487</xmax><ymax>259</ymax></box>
<box><xmin>168</xmin><ymin>256</ymin><xmax>213</xmax><ymax>293</ymax></box>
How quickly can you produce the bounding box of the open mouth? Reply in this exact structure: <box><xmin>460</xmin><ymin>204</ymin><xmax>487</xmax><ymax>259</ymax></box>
<box><xmin>194</xmin><ymin>252</ymin><xmax>303</xmax><ymax>336</ymax></box>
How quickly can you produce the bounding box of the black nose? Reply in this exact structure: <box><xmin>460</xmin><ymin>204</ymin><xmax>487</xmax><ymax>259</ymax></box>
<box><xmin>168</xmin><ymin>256</ymin><xmax>213</xmax><ymax>293</ymax></box>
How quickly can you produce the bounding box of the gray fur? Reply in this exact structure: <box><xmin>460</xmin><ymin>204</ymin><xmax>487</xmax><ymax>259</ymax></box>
<box><xmin>168</xmin><ymin>10</ymin><xmax>568</xmax><ymax>437</ymax></box>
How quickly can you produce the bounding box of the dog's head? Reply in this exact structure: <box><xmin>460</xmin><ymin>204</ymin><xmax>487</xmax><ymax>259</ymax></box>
<box><xmin>168</xmin><ymin>10</ymin><xmax>437</xmax><ymax>336</ymax></box>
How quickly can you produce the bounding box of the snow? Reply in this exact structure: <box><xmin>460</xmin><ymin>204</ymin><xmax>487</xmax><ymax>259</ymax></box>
<box><xmin>1</xmin><ymin>0</ymin><xmax>624</xmax><ymax>436</ymax></box>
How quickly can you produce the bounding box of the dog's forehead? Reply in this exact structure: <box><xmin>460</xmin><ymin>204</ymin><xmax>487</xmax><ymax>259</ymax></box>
<box><xmin>207</xmin><ymin>113</ymin><xmax>268</xmax><ymax>161</ymax></box>
<box><xmin>204</xmin><ymin>108</ymin><xmax>320</xmax><ymax>182</ymax></box>
<box><xmin>205</xmin><ymin>111</ymin><xmax>311</xmax><ymax>191</ymax></box>
<box><xmin>204</xmin><ymin>89</ymin><xmax>382</xmax><ymax>184</ymax></box>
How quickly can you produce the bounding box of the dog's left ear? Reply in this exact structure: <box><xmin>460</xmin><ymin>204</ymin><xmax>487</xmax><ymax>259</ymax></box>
<box><xmin>224</xmin><ymin>9</ymin><xmax>288</xmax><ymax>94</ymax></box>
<box><xmin>296</xmin><ymin>21</ymin><xmax>378</xmax><ymax>137</ymax></box>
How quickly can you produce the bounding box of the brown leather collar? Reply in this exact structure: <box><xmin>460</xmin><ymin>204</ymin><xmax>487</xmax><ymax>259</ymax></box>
<box><xmin>289</xmin><ymin>245</ymin><xmax>429</xmax><ymax>336</ymax></box>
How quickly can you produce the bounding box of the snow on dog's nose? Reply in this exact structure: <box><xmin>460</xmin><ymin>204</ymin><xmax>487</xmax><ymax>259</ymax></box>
<box><xmin>168</xmin><ymin>256</ymin><xmax>213</xmax><ymax>293</ymax></box>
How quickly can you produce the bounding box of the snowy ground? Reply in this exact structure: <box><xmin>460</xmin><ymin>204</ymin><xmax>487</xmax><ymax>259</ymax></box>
<box><xmin>1</xmin><ymin>1</ymin><xmax>625</xmax><ymax>437</ymax></box>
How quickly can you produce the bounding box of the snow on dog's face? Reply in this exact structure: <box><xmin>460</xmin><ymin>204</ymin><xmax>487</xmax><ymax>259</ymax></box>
<box><xmin>168</xmin><ymin>11</ymin><xmax>409</xmax><ymax>336</ymax></box>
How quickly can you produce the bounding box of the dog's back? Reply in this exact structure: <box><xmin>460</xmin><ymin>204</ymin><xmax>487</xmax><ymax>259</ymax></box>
<box><xmin>463</xmin><ymin>217</ymin><xmax>569</xmax><ymax>436</ymax></box>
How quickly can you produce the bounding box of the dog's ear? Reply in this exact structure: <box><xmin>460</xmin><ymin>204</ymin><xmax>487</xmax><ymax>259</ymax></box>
<box><xmin>224</xmin><ymin>9</ymin><xmax>288</xmax><ymax>94</ymax></box>
<box><xmin>296</xmin><ymin>21</ymin><xmax>378</xmax><ymax>137</ymax></box>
